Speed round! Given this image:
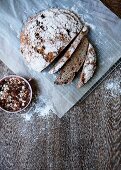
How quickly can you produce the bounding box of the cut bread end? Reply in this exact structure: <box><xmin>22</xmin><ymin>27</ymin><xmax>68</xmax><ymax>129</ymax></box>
<box><xmin>54</xmin><ymin>36</ymin><xmax>89</xmax><ymax>85</ymax></box>
<box><xmin>77</xmin><ymin>43</ymin><xmax>96</xmax><ymax>88</ymax></box>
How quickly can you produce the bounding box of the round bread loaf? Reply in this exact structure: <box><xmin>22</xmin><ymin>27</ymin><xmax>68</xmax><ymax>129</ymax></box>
<box><xmin>20</xmin><ymin>8</ymin><xmax>82</xmax><ymax>72</ymax></box>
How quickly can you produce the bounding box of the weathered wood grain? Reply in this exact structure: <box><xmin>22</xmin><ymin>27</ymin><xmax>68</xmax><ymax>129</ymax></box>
<box><xmin>0</xmin><ymin>59</ymin><xmax>121</xmax><ymax>170</ymax></box>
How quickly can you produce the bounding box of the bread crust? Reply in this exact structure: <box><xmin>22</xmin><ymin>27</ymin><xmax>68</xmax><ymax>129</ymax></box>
<box><xmin>20</xmin><ymin>9</ymin><xmax>82</xmax><ymax>72</ymax></box>
<box><xmin>77</xmin><ymin>43</ymin><xmax>96</xmax><ymax>88</ymax></box>
<box><xmin>49</xmin><ymin>26</ymin><xmax>88</xmax><ymax>74</ymax></box>
<box><xmin>54</xmin><ymin>37</ymin><xmax>89</xmax><ymax>85</ymax></box>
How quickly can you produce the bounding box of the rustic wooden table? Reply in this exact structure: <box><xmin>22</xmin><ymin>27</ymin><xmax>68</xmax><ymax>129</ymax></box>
<box><xmin>0</xmin><ymin>1</ymin><xmax>121</xmax><ymax>169</ymax></box>
<box><xmin>0</xmin><ymin>59</ymin><xmax>121</xmax><ymax>170</ymax></box>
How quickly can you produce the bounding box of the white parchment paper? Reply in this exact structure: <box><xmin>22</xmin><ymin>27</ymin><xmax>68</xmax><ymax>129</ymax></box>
<box><xmin>0</xmin><ymin>0</ymin><xmax>121</xmax><ymax>117</ymax></box>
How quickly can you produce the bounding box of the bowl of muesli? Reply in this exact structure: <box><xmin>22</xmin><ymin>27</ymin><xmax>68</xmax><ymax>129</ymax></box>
<box><xmin>0</xmin><ymin>75</ymin><xmax>32</xmax><ymax>113</ymax></box>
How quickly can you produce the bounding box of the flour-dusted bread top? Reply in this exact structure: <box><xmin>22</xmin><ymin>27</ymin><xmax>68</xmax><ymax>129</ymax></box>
<box><xmin>20</xmin><ymin>9</ymin><xmax>82</xmax><ymax>72</ymax></box>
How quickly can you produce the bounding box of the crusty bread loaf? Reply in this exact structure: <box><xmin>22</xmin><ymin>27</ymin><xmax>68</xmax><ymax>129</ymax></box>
<box><xmin>77</xmin><ymin>43</ymin><xmax>96</xmax><ymax>88</ymax></box>
<box><xmin>20</xmin><ymin>9</ymin><xmax>82</xmax><ymax>72</ymax></box>
<box><xmin>54</xmin><ymin>37</ymin><xmax>89</xmax><ymax>85</ymax></box>
<box><xmin>49</xmin><ymin>26</ymin><xmax>88</xmax><ymax>74</ymax></box>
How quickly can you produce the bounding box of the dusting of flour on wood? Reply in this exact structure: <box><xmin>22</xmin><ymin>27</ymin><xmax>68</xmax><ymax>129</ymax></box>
<box><xmin>21</xmin><ymin>97</ymin><xmax>54</xmax><ymax>121</ymax></box>
<box><xmin>105</xmin><ymin>79</ymin><xmax>121</xmax><ymax>97</ymax></box>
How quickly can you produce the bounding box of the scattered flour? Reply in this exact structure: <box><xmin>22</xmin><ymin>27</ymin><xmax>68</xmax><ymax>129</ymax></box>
<box><xmin>24</xmin><ymin>10</ymin><xmax>28</xmax><ymax>14</ymax></box>
<box><xmin>70</xmin><ymin>4</ymin><xmax>96</xmax><ymax>32</ymax></box>
<box><xmin>83</xmin><ymin>14</ymin><xmax>96</xmax><ymax>31</ymax></box>
<box><xmin>86</xmin><ymin>23</ymin><xmax>96</xmax><ymax>31</ymax></box>
<box><xmin>71</xmin><ymin>5</ymin><xmax>79</xmax><ymax>14</ymax></box>
<box><xmin>22</xmin><ymin>111</ymin><xmax>33</xmax><ymax>121</ymax></box>
<box><xmin>21</xmin><ymin>98</ymin><xmax>53</xmax><ymax>121</ymax></box>
<box><xmin>9</xmin><ymin>24</ymin><xmax>14</xmax><ymax>31</ymax></box>
<box><xmin>105</xmin><ymin>80</ymin><xmax>121</xmax><ymax>97</ymax></box>
<box><xmin>34</xmin><ymin>100</ymin><xmax>53</xmax><ymax>117</ymax></box>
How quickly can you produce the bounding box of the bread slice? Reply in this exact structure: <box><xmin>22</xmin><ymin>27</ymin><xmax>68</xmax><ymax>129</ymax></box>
<box><xmin>49</xmin><ymin>26</ymin><xmax>88</xmax><ymax>74</ymax></box>
<box><xmin>54</xmin><ymin>37</ymin><xmax>89</xmax><ymax>85</ymax></box>
<box><xmin>77</xmin><ymin>43</ymin><xmax>96</xmax><ymax>88</ymax></box>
